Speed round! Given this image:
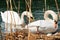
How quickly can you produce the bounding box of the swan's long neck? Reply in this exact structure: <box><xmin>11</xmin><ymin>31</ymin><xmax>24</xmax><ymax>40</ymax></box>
<box><xmin>21</xmin><ymin>11</ymin><xmax>27</xmax><ymax>23</ymax></box>
<box><xmin>44</xmin><ymin>10</ymin><xmax>58</xmax><ymax>22</ymax></box>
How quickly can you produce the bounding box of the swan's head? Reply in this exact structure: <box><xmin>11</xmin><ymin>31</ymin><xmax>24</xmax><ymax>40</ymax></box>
<box><xmin>22</xmin><ymin>11</ymin><xmax>34</xmax><ymax>22</ymax></box>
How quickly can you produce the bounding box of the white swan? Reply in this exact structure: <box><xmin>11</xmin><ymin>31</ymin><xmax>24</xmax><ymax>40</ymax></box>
<box><xmin>25</xmin><ymin>10</ymin><xmax>58</xmax><ymax>34</ymax></box>
<box><xmin>1</xmin><ymin>11</ymin><xmax>34</xmax><ymax>25</ymax></box>
<box><xmin>1</xmin><ymin>11</ymin><xmax>34</xmax><ymax>33</ymax></box>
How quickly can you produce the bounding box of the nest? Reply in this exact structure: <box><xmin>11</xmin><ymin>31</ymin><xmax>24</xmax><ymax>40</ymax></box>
<box><xmin>1</xmin><ymin>29</ymin><xmax>60</xmax><ymax>40</ymax></box>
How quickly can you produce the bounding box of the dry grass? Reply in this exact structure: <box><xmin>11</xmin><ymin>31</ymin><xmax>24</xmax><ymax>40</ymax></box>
<box><xmin>1</xmin><ymin>29</ymin><xmax>60</xmax><ymax>40</ymax></box>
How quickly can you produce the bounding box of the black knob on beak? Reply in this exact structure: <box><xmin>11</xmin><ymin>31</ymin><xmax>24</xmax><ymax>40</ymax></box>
<box><xmin>30</xmin><ymin>17</ymin><xmax>33</xmax><ymax>19</ymax></box>
<box><xmin>54</xmin><ymin>20</ymin><xmax>57</xmax><ymax>24</ymax></box>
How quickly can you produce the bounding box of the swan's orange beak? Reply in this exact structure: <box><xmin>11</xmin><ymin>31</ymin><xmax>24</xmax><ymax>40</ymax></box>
<box><xmin>54</xmin><ymin>22</ymin><xmax>57</xmax><ymax>28</ymax></box>
<box><xmin>54</xmin><ymin>20</ymin><xmax>58</xmax><ymax>28</ymax></box>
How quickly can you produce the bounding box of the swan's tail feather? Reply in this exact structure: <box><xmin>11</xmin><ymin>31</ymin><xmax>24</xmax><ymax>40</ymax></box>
<box><xmin>0</xmin><ymin>12</ymin><xmax>5</xmax><ymax>22</ymax></box>
<box><xmin>0</xmin><ymin>12</ymin><xmax>3</xmax><ymax>17</ymax></box>
<box><xmin>0</xmin><ymin>12</ymin><xmax>3</xmax><ymax>15</ymax></box>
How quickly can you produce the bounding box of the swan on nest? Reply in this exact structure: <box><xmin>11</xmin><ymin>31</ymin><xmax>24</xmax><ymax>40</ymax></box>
<box><xmin>25</xmin><ymin>10</ymin><xmax>58</xmax><ymax>35</ymax></box>
<box><xmin>1</xmin><ymin>11</ymin><xmax>34</xmax><ymax>33</ymax></box>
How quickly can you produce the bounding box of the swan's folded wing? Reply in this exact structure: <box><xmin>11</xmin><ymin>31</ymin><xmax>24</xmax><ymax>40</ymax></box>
<box><xmin>1</xmin><ymin>11</ymin><xmax>21</xmax><ymax>25</ymax></box>
<box><xmin>27</xmin><ymin>20</ymin><xmax>40</xmax><ymax>27</ymax></box>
